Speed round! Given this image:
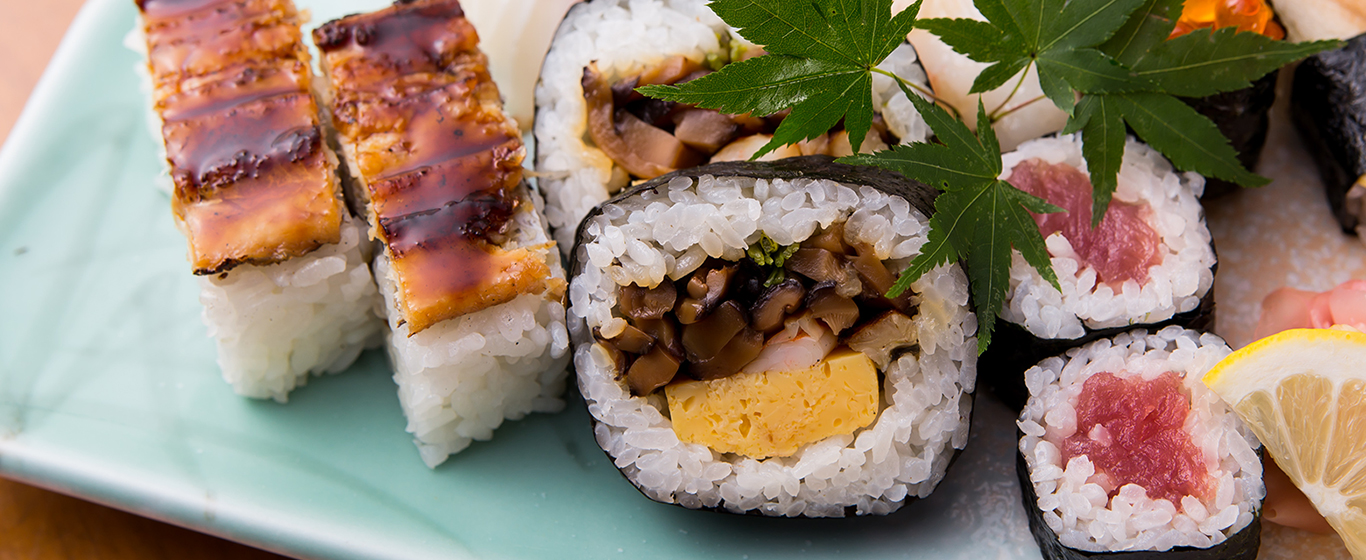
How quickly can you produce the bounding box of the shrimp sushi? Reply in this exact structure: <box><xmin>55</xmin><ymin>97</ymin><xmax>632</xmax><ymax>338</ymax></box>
<box><xmin>313</xmin><ymin>0</ymin><xmax>570</xmax><ymax>467</ymax></box>
<box><xmin>568</xmin><ymin>156</ymin><xmax>976</xmax><ymax>516</ymax></box>
<box><xmin>133</xmin><ymin>0</ymin><xmax>383</xmax><ymax>401</ymax></box>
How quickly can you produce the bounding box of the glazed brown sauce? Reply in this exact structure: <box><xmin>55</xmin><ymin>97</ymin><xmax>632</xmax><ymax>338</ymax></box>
<box><xmin>368</xmin><ymin>139</ymin><xmax>522</xmax><ymax>218</ymax></box>
<box><xmin>144</xmin><ymin>1</ymin><xmax>298</xmax><ymax>79</ymax></box>
<box><xmin>164</xmin><ymin>92</ymin><xmax>321</xmax><ymax>198</ymax></box>
<box><xmin>317</xmin><ymin>0</ymin><xmax>542</xmax><ymax>330</ymax></box>
<box><xmin>381</xmin><ymin>98</ymin><xmax>514</xmax><ymax>179</ymax></box>
<box><xmin>314</xmin><ymin>1</ymin><xmax>471</xmax><ymax>76</ymax></box>
<box><xmin>139</xmin><ymin>0</ymin><xmax>257</xmax><ymax>19</ymax></box>
<box><xmin>138</xmin><ymin>0</ymin><xmax>340</xmax><ymax>274</ymax></box>
<box><xmin>160</xmin><ymin>62</ymin><xmax>307</xmax><ymax>121</ymax></box>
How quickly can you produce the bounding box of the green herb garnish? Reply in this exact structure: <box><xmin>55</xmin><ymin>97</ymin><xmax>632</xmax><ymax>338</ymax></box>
<box><xmin>638</xmin><ymin>0</ymin><xmax>1341</xmax><ymax>354</ymax></box>
<box><xmin>747</xmin><ymin>233</ymin><xmax>800</xmax><ymax>287</ymax></box>
<box><xmin>922</xmin><ymin>0</ymin><xmax>1340</xmax><ymax>224</ymax></box>
<box><xmin>847</xmin><ymin>99</ymin><xmax>1063</xmax><ymax>352</ymax></box>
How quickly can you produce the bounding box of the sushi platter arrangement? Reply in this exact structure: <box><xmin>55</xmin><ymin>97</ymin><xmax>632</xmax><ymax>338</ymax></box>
<box><xmin>3</xmin><ymin>0</ymin><xmax>1366</xmax><ymax>558</ymax></box>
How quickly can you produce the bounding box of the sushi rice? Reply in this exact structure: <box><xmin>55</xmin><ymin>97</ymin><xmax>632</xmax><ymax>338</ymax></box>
<box><xmin>201</xmin><ymin>214</ymin><xmax>383</xmax><ymax>402</ymax></box>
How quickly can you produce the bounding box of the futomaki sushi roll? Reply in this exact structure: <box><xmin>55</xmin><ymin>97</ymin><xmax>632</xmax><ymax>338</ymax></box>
<box><xmin>981</xmin><ymin>135</ymin><xmax>1217</xmax><ymax>408</ymax></box>
<box><xmin>534</xmin><ymin>0</ymin><xmax>933</xmax><ymax>252</ymax></box>
<box><xmin>1017</xmin><ymin>327</ymin><xmax>1264</xmax><ymax>559</ymax></box>
<box><xmin>568</xmin><ymin>157</ymin><xmax>976</xmax><ymax>517</ymax></box>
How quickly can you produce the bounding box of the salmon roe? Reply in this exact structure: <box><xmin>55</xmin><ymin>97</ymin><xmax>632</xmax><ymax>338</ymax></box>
<box><xmin>1171</xmin><ymin>0</ymin><xmax>1285</xmax><ymax>40</ymax></box>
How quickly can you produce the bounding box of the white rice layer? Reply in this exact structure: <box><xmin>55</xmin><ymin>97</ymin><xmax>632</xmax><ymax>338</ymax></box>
<box><xmin>569</xmin><ymin>174</ymin><xmax>977</xmax><ymax>517</ymax></box>
<box><xmin>534</xmin><ymin>0</ymin><xmax>932</xmax><ymax>251</ymax></box>
<box><xmin>1000</xmin><ymin>135</ymin><xmax>1216</xmax><ymax>339</ymax></box>
<box><xmin>201</xmin><ymin>214</ymin><xmax>385</xmax><ymax>402</ymax></box>
<box><xmin>1017</xmin><ymin>327</ymin><xmax>1264</xmax><ymax>553</ymax></box>
<box><xmin>379</xmin><ymin>191</ymin><xmax>572</xmax><ymax>469</ymax></box>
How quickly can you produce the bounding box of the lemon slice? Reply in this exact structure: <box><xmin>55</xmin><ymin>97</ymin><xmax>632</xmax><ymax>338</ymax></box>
<box><xmin>1203</xmin><ymin>328</ymin><xmax>1366</xmax><ymax>558</ymax></box>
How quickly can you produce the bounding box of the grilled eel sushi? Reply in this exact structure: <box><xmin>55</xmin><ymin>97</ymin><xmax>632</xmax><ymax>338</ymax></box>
<box><xmin>313</xmin><ymin>0</ymin><xmax>570</xmax><ymax>468</ymax></box>
<box><xmin>134</xmin><ymin>0</ymin><xmax>382</xmax><ymax>402</ymax></box>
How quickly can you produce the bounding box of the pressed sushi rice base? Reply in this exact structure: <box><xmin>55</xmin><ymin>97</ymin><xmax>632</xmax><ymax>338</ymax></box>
<box><xmin>378</xmin><ymin>192</ymin><xmax>571</xmax><ymax>468</ymax></box>
<box><xmin>570</xmin><ymin>174</ymin><xmax>977</xmax><ymax>517</ymax></box>
<box><xmin>534</xmin><ymin>0</ymin><xmax>932</xmax><ymax>251</ymax></box>
<box><xmin>1000</xmin><ymin>135</ymin><xmax>1216</xmax><ymax>339</ymax></box>
<box><xmin>1018</xmin><ymin>327</ymin><xmax>1264</xmax><ymax>552</ymax></box>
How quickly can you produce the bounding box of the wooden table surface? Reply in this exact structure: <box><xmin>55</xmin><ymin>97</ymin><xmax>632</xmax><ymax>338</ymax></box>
<box><xmin>0</xmin><ymin>1</ymin><xmax>289</xmax><ymax>558</ymax></box>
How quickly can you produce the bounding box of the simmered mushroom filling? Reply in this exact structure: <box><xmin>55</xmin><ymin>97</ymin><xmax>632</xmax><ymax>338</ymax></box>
<box><xmin>582</xmin><ymin>56</ymin><xmax>895</xmax><ymax>188</ymax></box>
<box><xmin>597</xmin><ymin>222</ymin><xmax>918</xmax><ymax>397</ymax></box>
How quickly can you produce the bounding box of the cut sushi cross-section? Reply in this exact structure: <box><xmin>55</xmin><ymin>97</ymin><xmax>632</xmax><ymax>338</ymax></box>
<box><xmin>1204</xmin><ymin>328</ymin><xmax>1366</xmax><ymax>559</ymax></box>
<box><xmin>569</xmin><ymin>158</ymin><xmax>977</xmax><ymax>517</ymax></box>
<box><xmin>315</xmin><ymin>0</ymin><xmax>553</xmax><ymax>335</ymax></box>
<box><xmin>1008</xmin><ymin>158</ymin><xmax>1162</xmax><ymax>286</ymax></box>
<box><xmin>138</xmin><ymin>0</ymin><xmax>343</xmax><ymax>275</ymax></box>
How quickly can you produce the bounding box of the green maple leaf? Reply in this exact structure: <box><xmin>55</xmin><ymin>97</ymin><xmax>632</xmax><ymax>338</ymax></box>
<box><xmin>917</xmin><ymin>0</ymin><xmax>1151</xmax><ymax>114</ymax></box>
<box><xmin>844</xmin><ymin>94</ymin><xmax>1062</xmax><ymax>353</ymax></box>
<box><xmin>1054</xmin><ymin>0</ymin><xmax>1344</xmax><ymax>223</ymax></box>
<box><xmin>638</xmin><ymin>0</ymin><xmax>919</xmax><ymax>158</ymax></box>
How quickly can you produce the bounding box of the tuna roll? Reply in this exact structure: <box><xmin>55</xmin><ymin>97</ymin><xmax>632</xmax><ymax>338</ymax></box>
<box><xmin>1174</xmin><ymin>0</ymin><xmax>1285</xmax><ymax>199</ymax></box>
<box><xmin>568</xmin><ymin>157</ymin><xmax>976</xmax><ymax>517</ymax></box>
<box><xmin>1017</xmin><ymin>327</ymin><xmax>1264</xmax><ymax>559</ymax></box>
<box><xmin>980</xmin><ymin>136</ymin><xmax>1217</xmax><ymax>409</ymax></box>
<box><xmin>133</xmin><ymin>0</ymin><xmax>383</xmax><ymax>401</ymax></box>
<box><xmin>314</xmin><ymin>0</ymin><xmax>570</xmax><ymax>467</ymax></box>
<box><xmin>534</xmin><ymin>0</ymin><xmax>933</xmax><ymax>252</ymax></box>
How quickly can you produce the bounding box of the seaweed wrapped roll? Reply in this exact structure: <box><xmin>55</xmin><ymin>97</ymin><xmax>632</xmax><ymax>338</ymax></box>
<box><xmin>535</xmin><ymin>0</ymin><xmax>932</xmax><ymax>251</ymax></box>
<box><xmin>1018</xmin><ymin>327</ymin><xmax>1264</xmax><ymax>559</ymax></box>
<box><xmin>981</xmin><ymin>135</ymin><xmax>1217</xmax><ymax>408</ymax></box>
<box><xmin>568</xmin><ymin>157</ymin><xmax>977</xmax><ymax>517</ymax></box>
<box><xmin>1293</xmin><ymin>34</ymin><xmax>1366</xmax><ymax>233</ymax></box>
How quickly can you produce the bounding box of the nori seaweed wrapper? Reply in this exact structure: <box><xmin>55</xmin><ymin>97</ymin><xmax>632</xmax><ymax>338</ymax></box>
<box><xmin>570</xmin><ymin>157</ymin><xmax>938</xmax><ymax>255</ymax></box>
<box><xmin>569</xmin><ymin>155</ymin><xmax>972</xmax><ymax>516</ymax></box>
<box><xmin>1292</xmin><ymin>33</ymin><xmax>1366</xmax><ymax>233</ymax></box>
<box><xmin>1184</xmin><ymin>70</ymin><xmax>1278</xmax><ymax>200</ymax></box>
<box><xmin>1016</xmin><ymin>450</ymin><xmax>1262</xmax><ymax>560</ymax></box>
<box><xmin>979</xmin><ymin>259</ymin><xmax>1217</xmax><ymax>412</ymax></box>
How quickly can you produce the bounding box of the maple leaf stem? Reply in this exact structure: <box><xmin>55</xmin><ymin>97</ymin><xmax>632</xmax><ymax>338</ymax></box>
<box><xmin>987</xmin><ymin>61</ymin><xmax>1033</xmax><ymax>121</ymax></box>
<box><xmin>872</xmin><ymin>67</ymin><xmax>962</xmax><ymax>121</ymax></box>
<box><xmin>990</xmin><ymin>94</ymin><xmax>1047</xmax><ymax>123</ymax></box>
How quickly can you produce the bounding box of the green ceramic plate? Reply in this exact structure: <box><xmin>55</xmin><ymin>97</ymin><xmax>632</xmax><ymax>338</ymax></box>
<box><xmin>0</xmin><ymin>0</ymin><xmax>1042</xmax><ymax>558</ymax></box>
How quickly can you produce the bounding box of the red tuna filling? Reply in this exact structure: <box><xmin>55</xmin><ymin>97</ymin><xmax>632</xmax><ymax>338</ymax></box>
<box><xmin>1008</xmin><ymin>159</ymin><xmax>1162</xmax><ymax>286</ymax></box>
<box><xmin>1061</xmin><ymin>371</ymin><xmax>1209</xmax><ymax>506</ymax></box>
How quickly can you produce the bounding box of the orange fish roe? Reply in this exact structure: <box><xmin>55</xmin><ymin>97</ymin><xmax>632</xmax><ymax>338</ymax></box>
<box><xmin>1171</xmin><ymin>0</ymin><xmax>1285</xmax><ymax>39</ymax></box>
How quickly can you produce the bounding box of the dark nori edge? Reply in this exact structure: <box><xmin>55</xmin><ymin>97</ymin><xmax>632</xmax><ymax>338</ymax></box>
<box><xmin>1292</xmin><ymin>32</ymin><xmax>1366</xmax><ymax>233</ymax></box>
<box><xmin>570</xmin><ymin>156</ymin><xmax>938</xmax><ymax>275</ymax></box>
<box><xmin>1183</xmin><ymin>70</ymin><xmax>1278</xmax><ymax>200</ymax></box>
<box><xmin>1016</xmin><ymin>441</ymin><xmax>1262</xmax><ymax>560</ymax></box>
<box><xmin>568</xmin><ymin>156</ymin><xmax>971</xmax><ymax>517</ymax></box>
<box><xmin>980</xmin><ymin>252</ymin><xmax>1218</xmax><ymax>411</ymax></box>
